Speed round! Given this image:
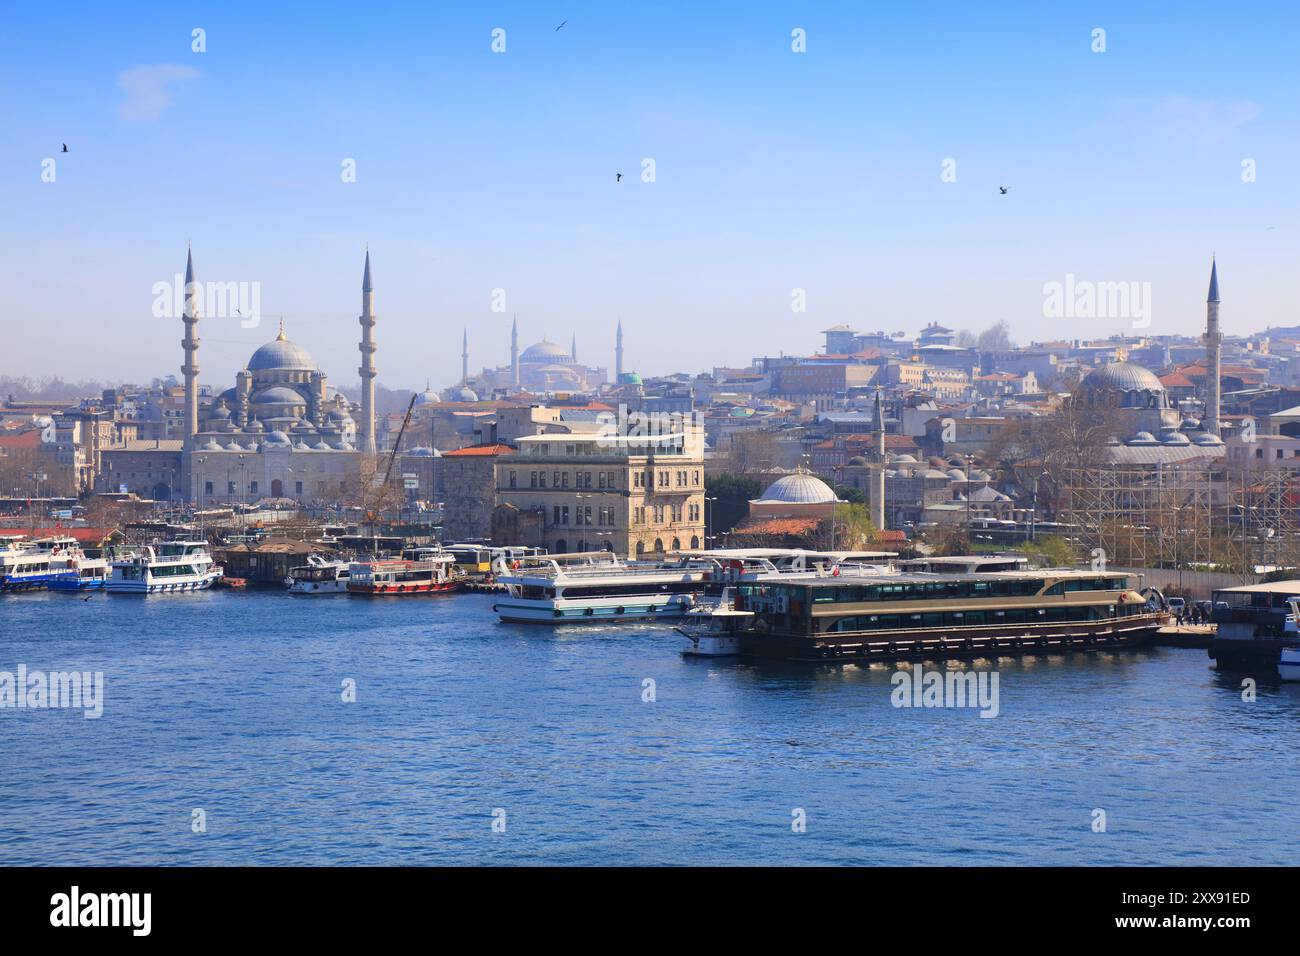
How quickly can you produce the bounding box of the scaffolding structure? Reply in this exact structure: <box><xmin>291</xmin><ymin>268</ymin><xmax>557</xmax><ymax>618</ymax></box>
<box><xmin>1063</xmin><ymin>463</ymin><xmax>1300</xmax><ymax>573</ymax></box>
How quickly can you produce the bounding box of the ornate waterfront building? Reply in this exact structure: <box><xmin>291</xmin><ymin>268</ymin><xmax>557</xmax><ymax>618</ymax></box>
<box><xmin>181</xmin><ymin>249</ymin><xmax>379</xmax><ymax>505</ymax></box>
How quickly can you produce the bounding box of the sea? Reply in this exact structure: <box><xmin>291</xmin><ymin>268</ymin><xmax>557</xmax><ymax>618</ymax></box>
<box><xmin>1</xmin><ymin>589</ymin><xmax>1296</xmax><ymax>866</ymax></box>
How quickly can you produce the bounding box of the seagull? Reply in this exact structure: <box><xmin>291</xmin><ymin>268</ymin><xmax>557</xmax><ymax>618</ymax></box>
<box><xmin>616</xmin><ymin>172</ymin><xmax>623</xmax><ymax>182</ymax></box>
<box><xmin>999</xmin><ymin>186</ymin><xmax>1008</xmax><ymax>194</ymax></box>
<box><xmin>556</xmin><ymin>20</ymin><xmax>567</xmax><ymax>31</ymax></box>
<box><xmin>62</xmin><ymin>144</ymin><xmax>68</xmax><ymax>152</ymax></box>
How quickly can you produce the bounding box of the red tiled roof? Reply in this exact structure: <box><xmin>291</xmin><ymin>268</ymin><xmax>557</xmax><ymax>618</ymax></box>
<box><xmin>731</xmin><ymin>516</ymin><xmax>821</xmax><ymax>535</ymax></box>
<box><xmin>0</xmin><ymin>430</ymin><xmax>42</xmax><ymax>449</ymax></box>
<box><xmin>442</xmin><ymin>443</ymin><xmax>516</xmax><ymax>457</ymax></box>
<box><xmin>1159</xmin><ymin>371</ymin><xmax>1194</xmax><ymax>388</ymax></box>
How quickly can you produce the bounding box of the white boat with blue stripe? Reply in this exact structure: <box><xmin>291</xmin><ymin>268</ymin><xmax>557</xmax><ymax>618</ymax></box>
<box><xmin>106</xmin><ymin>541</ymin><xmax>222</xmax><ymax>594</ymax></box>
<box><xmin>492</xmin><ymin>551</ymin><xmax>713</xmax><ymax>624</ymax></box>
<box><xmin>0</xmin><ymin>536</ymin><xmax>84</xmax><ymax>592</ymax></box>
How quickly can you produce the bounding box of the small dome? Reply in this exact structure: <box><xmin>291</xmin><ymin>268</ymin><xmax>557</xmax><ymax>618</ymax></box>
<box><xmin>756</xmin><ymin>472</ymin><xmax>838</xmax><ymax>504</ymax></box>
<box><xmin>846</xmin><ymin>455</ymin><xmax>869</xmax><ymax>466</ymax></box>
<box><xmin>619</xmin><ymin>372</ymin><xmax>643</xmax><ymax>386</ymax></box>
<box><xmin>1180</xmin><ymin>418</ymin><xmax>1201</xmax><ymax>430</ymax></box>
<box><xmin>449</xmin><ymin>386</ymin><xmax>479</xmax><ymax>402</ymax></box>
<box><xmin>251</xmin><ymin>386</ymin><xmax>306</xmax><ymax>405</ymax></box>
<box><xmin>264</xmin><ymin>430</ymin><xmax>291</xmax><ymax>445</ymax></box>
<box><xmin>1193</xmin><ymin>432</ymin><xmax>1223</xmax><ymax>445</ymax></box>
<box><xmin>1127</xmin><ymin>431</ymin><xmax>1159</xmax><ymax>446</ymax></box>
<box><xmin>1162</xmin><ymin>432</ymin><xmax>1191</xmax><ymax>445</ymax></box>
<box><xmin>924</xmin><ymin>468</ymin><xmax>950</xmax><ymax>479</ymax></box>
<box><xmin>891</xmin><ymin>454</ymin><xmax>918</xmax><ymax>464</ymax></box>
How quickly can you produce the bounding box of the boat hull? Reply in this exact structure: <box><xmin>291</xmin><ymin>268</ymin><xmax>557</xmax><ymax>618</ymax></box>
<box><xmin>46</xmin><ymin>577</ymin><xmax>107</xmax><ymax>592</ymax></box>
<box><xmin>348</xmin><ymin>581</ymin><xmax>461</xmax><ymax>596</ymax></box>
<box><xmin>287</xmin><ymin>580</ymin><xmax>349</xmax><ymax>595</ymax></box>
<box><xmin>106</xmin><ymin>575</ymin><xmax>219</xmax><ymax>594</ymax></box>
<box><xmin>735</xmin><ymin>615</ymin><xmax>1164</xmax><ymax>663</ymax></box>
<box><xmin>494</xmin><ymin>594</ymin><xmax>696</xmax><ymax>623</ymax></box>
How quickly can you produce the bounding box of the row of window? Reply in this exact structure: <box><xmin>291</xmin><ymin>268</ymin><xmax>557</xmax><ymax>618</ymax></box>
<box><xmin>509</xmin><ymin>469</ymin><xmax>702</xmax><ymax>490</ymax></box>
<box><xmin>630</xmin><ymin>502</ymin><xmax>702</xmax><ymax>525</ymax></box>
<box><xmin>551</xmin><ymin>505</ymin><xmax>618</xmax><ymax>527</ymax></box>
<box><xmin>823</xmin><ymin>604</ymin><xmax>1127</xmax><ymax>633</ymax></box>
<box><xmin>203</xmin><ymin>480</ymin><xmax>345</xmax><ymax>496</ymax></box>
<box><xmin>794</xmin><ymin>577</ymin><xmax>1126</xmax><ymax>605</ymax></box>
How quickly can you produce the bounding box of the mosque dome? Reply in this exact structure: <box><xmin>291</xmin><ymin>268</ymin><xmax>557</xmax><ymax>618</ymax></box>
<box><xmin>448</xmin><ymin>386</ymin><xmax>479</xmax><ymax>402</ymax></box>
<box><xmin>264</xmin><ymin>430</ymin><xmax>292</xmax><ymax>445</ymax></box>
<box><xmin>1081</xmin><ymin>361</ymin><xmax>1164</xmax><ymax>395</ymax></box>
<box><xmin>248</xmin><ymin>327</ymin><xmax>317</xmax><ymax>372</ymax></box>
<box><xmin>520</xmin><ymin>339</ymin><xmax>572</xmax><ymax>364</ymax></box>
<box><xmin>847</xmin><ymin>455</ymin><xmax>869</xmax><ymax>466</ymax></box>
<box><xmin>756</xmin><ymin>472</ymin><xmax>838</xmax><ymax>504</ymax></box>
<box><xmin>619</xmin><ymin>372</ymin><xmax>643</xmax><ymax>386</ymax></box>
<box><xmin>251</xmin><ymin>386</ymin><xmax>306</xmax><ymax>405</ymax></box>
<box><xmin>1193</xmin><ymin>432</ymin><xmax>1223</xmax><ymax>446</ymax></box>
<box><xmin>1127</xmin><ymin>431</ymin><xmax>1159</xmax><ymax>445</ymax></box>
<box><xmin>416</xmin><ymin>383</ymin><xmax>440</xmax><ymax>405</ymax></box>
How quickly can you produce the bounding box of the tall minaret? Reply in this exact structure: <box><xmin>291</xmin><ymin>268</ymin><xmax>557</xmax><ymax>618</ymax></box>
<box><xmin>1203</xmin><ymin>257</ymin><xmax>1222</xmax><ymax>437</ymax></box>
<box><xmin>461</xmin><ymin>329</ymin><xmax>469</xmax><ymax>384</ymax></box>
<box><xmin>571</xmin><ymin>332</ymin><xmax>577</xmax><ymax>361</ymax></box>
<box><xmin>510</xmin><ymin>316</ymin><xmax>520</xmax><ymax>385</ymax></box>
<box><xmin>869</xmin><ymin>386</ymin><xmax>886</xmax><ymax>532</ymax></box>
<box><xmin>615</xmin><ymin>320</ymin><xmax>624</xmax><ymax>380</ymax></box>
<box><xmin>357</xmin><ymin>249</ymin><xmax>378</xmax><ymax>454</ymax></box>
<box><xmin>182</xmin><ymin>245</ymin><xmax>200</xmax><ymax>448</ymax></box>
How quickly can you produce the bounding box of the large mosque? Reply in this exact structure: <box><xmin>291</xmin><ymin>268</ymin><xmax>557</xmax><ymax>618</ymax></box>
<box><xmin>459</xmin><ymin>318</ymin><xmax>618</xmax><ymax>397</ymax></box>
<box><xmin>181</xmin><ymin>248</ymin><xmax>378</xmax><ymax>505</ymax></box>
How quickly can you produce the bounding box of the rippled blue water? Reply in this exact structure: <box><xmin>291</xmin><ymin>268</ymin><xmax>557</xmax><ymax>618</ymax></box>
<box><xmin>0</xmin><ymin>589</ymin><xmax>1296</xmax><ymax>865</ymax></box>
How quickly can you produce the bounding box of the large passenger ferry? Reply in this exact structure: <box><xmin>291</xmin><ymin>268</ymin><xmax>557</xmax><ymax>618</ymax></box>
<box><xmin>721</xmin><ymin>567</ymin><xmax>1164</xmax><ymax>662</ymax></box>
<box><xmin>492</xmin><ymin>552</ymin><xmax>714</xmax><ymax>623</ymax></box>
<box><xmin>106</xmin><ymin>541</ymin><xmax>222</xmax><ymax>594</ymax></box>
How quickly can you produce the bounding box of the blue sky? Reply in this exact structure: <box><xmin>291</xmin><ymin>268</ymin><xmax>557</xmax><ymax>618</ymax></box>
<box><xmin>2</xmin><ymin>1</ymin><xmax>1297</xmax><ymax>389</ymax></box>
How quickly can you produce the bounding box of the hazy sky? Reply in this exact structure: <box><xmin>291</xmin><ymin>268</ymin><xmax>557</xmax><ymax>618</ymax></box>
<box><xmin>2</xmin><ymin>2</ymin><xmax>1298</xmax><ymax>391</ymax></box>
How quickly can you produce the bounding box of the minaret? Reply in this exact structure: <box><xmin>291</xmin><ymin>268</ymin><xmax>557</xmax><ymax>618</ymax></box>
<box><xmin>571</xmin><ymin>332</ymin><xmax>577</xmax><ymax>361</ymax></box>
<box><xmin>181</xmin><ymin>245</ymin><xmax>200</xmax><ymax>500</ymax></box>
<box><xmin>1203</xmin><ymin>258</ymin><xmax>1222</xmax><ymax>436</ymax></box>
<box><xmin>616</xmin><ymin>320</ymin><xmax>624</xmax><ymax>380</ymax></box>
<box><xmin>182</xmin><ymin>245</ymin><xmax>200</xmax><ymax>446</ymax></box>
<box><xmin>510</xmin><ymin>316</ymin><xmax>520</xmax><ymax>386</ymax></box>
<box><xmin>357</xmin><ymin>249</ymin><xmax>378</xmax><ymax>454</ymax></box>
<box><xmin>461</xmin><ymin>329</ymin><xmax>469</xmax><ymax>384</ymax></box>
<box><xmin>870</xmin><ymin>387</ymin><xmax>886</xmax><ymax>532</ymax></box>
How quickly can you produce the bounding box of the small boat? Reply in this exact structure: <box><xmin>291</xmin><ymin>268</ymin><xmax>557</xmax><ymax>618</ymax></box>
<box><xmin>347</xmin><ymin>551</ymin><xmax>460</xmax><ymax>595</ymax></box>
<box><xmin>678</xmin><ymin>587</ymin><xmax>754</xmax><ymax>657</ymax></box>
<box><xmin>106</xmin><ymin>541</ymin><xmax>222</xmax><ymax>594</ymax></box>
<box><xmin>285</xmin><ymin>554</ymin><xmax>350</xmax><ymax>594</ymax></box>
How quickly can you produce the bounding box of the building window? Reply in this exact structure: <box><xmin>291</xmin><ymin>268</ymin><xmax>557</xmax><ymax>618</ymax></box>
<box><xmin>227</xmin><ymin>481</ymin><xmax>236</xmax><ymax>494</ymax></box>
<box><xmin>204</xmin><ymin>481</ymin><xmax>213</xmax><ymax>495</ymax></box>
<box><xmin>295</xmin><ymin>481</ymin><xmax>303</xmax><ymax>494</ymax></box>
<box><xmin>509</xmin><ymin>470</ymin><xmax>517</xmax><ymax>488</ymax></box>
<box><xmin>250</xmin><ymin>481</ymin><xmax>258</xmax><ymax>495</ymax></box>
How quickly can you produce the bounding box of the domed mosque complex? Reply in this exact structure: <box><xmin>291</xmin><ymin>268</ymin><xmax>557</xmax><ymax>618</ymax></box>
<box><xmin>182</xmin><ymin>248</ymin><xmax>379</xmax><ymax>505</ymax></box>
<box><xmin>1079</xmin><ymin>360</ymin><xmax>1223</xmax><ymax>464</ymax></box>
<box><xmin>459</xmin><ymin>318</ymin><xmax>611</xmax><ymax>396</ymax></box>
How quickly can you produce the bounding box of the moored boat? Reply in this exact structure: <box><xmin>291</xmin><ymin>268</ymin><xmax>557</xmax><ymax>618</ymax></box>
<box><xmin>106</xmin><ymin>541</ymin><xmax>222</xmax><ymax>594</ymax></box>
<box><xmin>347</xmin><ymin>551</ymin><xmax>460</xmax><ymax>595</ymax></box>
<box><xmin>718</xmin><ymin>567</ymin><xmax>1165</xmax><ymax>662</ymax></box>
<box><xmin>0</xmin><ymin>536</ymin><xmax>85</xmax><ymax>592</ymax></box>
<box><xmin>491</xmin><ymin>552</ymin><xmax>712</xmax><ymax>623</ymax></box>
<box><xmin>678</xmin><ymin>587</ymin><xmax>753</xmax><ymax>656</ymax></box>
<box><xmin>285</xmin><ymin>553</ymin><xmax>351</xmax><ymax>594</ymax></box>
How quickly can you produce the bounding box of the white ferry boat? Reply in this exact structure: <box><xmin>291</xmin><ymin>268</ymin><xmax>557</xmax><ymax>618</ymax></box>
<box><xmin>492</xmin><ymin>552</ymin><xmax>713</xmax><ymax>623</ymax></box>
<box><xmin>285</xmin><ymin>554</ymin><xmax>351</xmax><ymax>594</ymax></box>
<box><xmin>106</xmin><ymin>541</ymin><xmax>222</xmax><ymax>594</ymax></box>
<box><xmin>0</xmin><ymin>536</ymin><xmax>84</xmax><ymax>592</ymax></box>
